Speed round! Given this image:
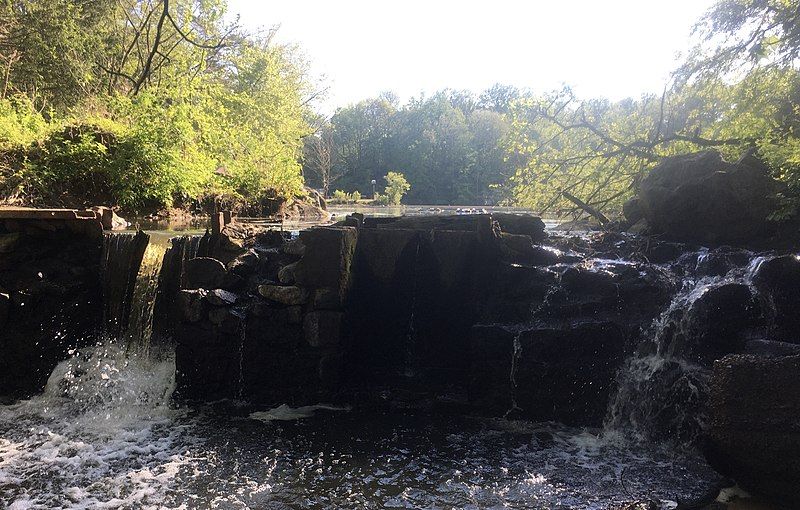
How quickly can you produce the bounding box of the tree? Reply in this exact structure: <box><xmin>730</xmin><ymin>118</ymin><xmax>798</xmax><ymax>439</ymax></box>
<box><xmin>306</xmin><ymin>127</ymin><xmax>336</xmax><ymax>196</ymax></box>
<box><xmin>384</xmin><ymin>171</ymin><xmax>410</xmax><ymax>205</ymax></box>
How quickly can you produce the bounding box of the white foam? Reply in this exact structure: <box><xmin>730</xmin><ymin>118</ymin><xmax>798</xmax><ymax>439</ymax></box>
<box><xmin>0</xmin><ymin>342</ymin><xmax>193</xmax><ymax>509</ymax></box>
<box><xmin>248</xmin><ymin>403</ymin><xmax>351</xmax><ymax>422</ymax></box>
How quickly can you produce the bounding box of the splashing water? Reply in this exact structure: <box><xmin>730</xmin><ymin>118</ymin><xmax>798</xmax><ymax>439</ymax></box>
<box><xmin>0</xmin><ymin>343</ymin><xmax>193</xmax><ymax>509</ymax></box>
<box><xmin>124</xmin><ymin>236</ymin><xmax>169</xmax><ymax>355</ymax></box>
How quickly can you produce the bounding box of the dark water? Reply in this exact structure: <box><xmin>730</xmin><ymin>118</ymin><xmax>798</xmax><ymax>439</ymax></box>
<box><xmin>0</xmin><ymin>344</ymin><xmax>723</xmax><ymax>510</ymax></box>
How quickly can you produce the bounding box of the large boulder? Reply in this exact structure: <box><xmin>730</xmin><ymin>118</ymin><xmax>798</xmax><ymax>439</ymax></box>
<box><xmin>637</xmin><ymin>150</ymin><xmax>779</xmax><ymax>244</ymax></box>
<box><xmin>707</xmin><ymin>354</ymin><xmax>800</xmax><ymax>505</ymax></box>
<box><xmin>751</xmin><ymin>254</ymin><xmax>800</xmax><ymax>343</ymax></box>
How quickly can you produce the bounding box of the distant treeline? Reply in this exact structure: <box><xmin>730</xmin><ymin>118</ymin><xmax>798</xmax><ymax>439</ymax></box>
<box><xmin>306</xmin><ymin>0</ymin><xmax>800</xmax><ymax>216</ymax></box>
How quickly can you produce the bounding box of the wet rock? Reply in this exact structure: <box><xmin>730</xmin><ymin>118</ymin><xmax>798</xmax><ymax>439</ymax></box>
<box><xmin>351</xmin><ymin>228</ymin><xmax>418</xmax><ymax>284</ymax></box>
<box><xmin>708</xmin><ymin>354</ymin><xmax>800</xmax><ymax>505</ymax></box>
<box><xmin>206</xmin><ymin>288</ymin><xmax>238</xmax><ymax>306</ymax></box>
<box><xmin>638</xmin><ymin>150</ymin><xmax>779</xmax><ymax>244</ymax></box>
<box><xmin>185</xmin><ymin>257</ymin><xmax>226</xmax><ymax>290</ymax></box>
<box><xmin>682</xmin><ymin>283</ymin><xmax>761</xmax><ymax>364</ymax></box>
<box><xmin>751</xmin><ymin>255</ymin><xmax>800</xmax><ymax>343</ymax></box>
<box><xmin>498</xmin><ymin>233</ymin><xmax>560</xmax><ymax>265</ymax></box>
<box><xmin>492</xmin><ymin>213</ymin><xmax>547</xmax><ymax>242</ymax></box>
<box><xmin>282</xmin><ymin>237</ymin><xmax>306</xmax><ymax>256</ymax></box>
<box><xmin>313</xmin><ymin>287</ymin><xmax>342</xmax><ymax>310</ymax></box>
<box><xmin>470</xmin><ymin>321</ymin><xmax>627</xmax><ymax>426</ymax></box>
<box><xmin>208</xmin><ymin>306</ymin><xmax>231</xmax><ymax>325</ymax></box>
<box><xmin>0</xmin><ymin>292</ymin><xmax>8</xmax><ymax>326</ymax></box>
<box><xmin>303</xmin><ymin>311</ymin><xmax>342</xmax><ymax>347</ymax></box>
<box><xmin>226</xmin><ymin>249</ymin><xmax>259</xmax><ymax>277</ymax></box>
<box><xmin>177</xmin><ymin>289</ymin><xmax>207</xmax><ymax>322</ymax></box>
<box><xmin>294</xmin><ymin>227</ymin><xmax>358</xmax><ymax>294</ymax></box>
<box><xmin>277</xmin><ymin>261</ymin><xmax>297</xmax><ymax>284</ymax></box>
<box><xmin>0</xmin><ymin>232</ymin><xmax>21</xmax><ymax>253</ymax></box>
<box><xmin>622</xmin><ymin>197</ymin><xmax>644</xmax><ymax>225</ymax></box>
<box><xmin>318</xmin><ymin>353</ymin><xmax>343</xmax><ymax>387</ymax></box>
<box><xmin>743</xmin><ymin>339</ymin><xmax>800</xmax><ymax>358</ymax></box>
<box><xmin>258</xmin><ymin>284</ymin><xmax>308</xmax><ymax>305</ymax></box>
<box><xmin>550</xmin><ymin>261</ymin><xmax>674</xmax><ymax>323</ymax></box>
<box><xmin>479</xmin><ymin>264</ymin><xmax>558</xmax><ymax>323</ymax></box>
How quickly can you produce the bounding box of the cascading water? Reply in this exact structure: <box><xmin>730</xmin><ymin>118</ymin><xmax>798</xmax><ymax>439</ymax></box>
<box><xmin>0</xmin><ymin>232</ymin><xmax>189</xmax><ymax>509</ymax></box>
<box><xmin>605</xmin><ymin>251</ymin><xmax>767</xmax><ymax>443</ymax></box>
<box><xmin>403</xmin><ymin>236</ymin><xmax>422</xmax><ymax>378</ymax></box>
<box><xmin>124</xmin><ymin>235</ymin><xmax>170</xmax><ymax>355</ymax></box>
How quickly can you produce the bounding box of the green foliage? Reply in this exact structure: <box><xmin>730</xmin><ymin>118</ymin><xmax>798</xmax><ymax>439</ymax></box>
<box><xmin>373</xmin><ymin>193</ymin><xmax>390</xmax><ymax>206</ymax></box>
<box><xmin>305</xmin><ymin>88</ymin><xmax>517</xmax><ymax>205</ymax></box>
<box><xmin>0</xmin><ymin>0</ymin><xmax>313</xmax><ymax>213</ymax></box>
<box><xmin>383</xmin><ymin>171</ymin><xmax>410</xmax><ymax>205</ymax></box>
<box><xmin>329</xmin><ymin>189</ymin><xmax>362</xmax><ymax>204</ymax></box>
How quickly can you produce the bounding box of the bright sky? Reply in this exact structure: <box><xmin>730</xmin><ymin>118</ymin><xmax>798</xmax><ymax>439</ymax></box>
<box><xmin>227</xmin><ymin>0</ymin><xmax>716</xmax><ymax>112</ymax></box>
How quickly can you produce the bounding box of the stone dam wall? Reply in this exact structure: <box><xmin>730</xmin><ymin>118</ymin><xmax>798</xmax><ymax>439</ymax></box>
<box><xmin>1</xmin><ymin>208</ymin><xmax>800</xmax><ymax>504</ymax></box>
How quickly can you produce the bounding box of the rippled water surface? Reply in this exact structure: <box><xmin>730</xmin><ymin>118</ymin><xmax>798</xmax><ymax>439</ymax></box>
<box><xmin>0</xmin><ymin>345</ymin><xmax>723</xmax><ymax>510</ymax></box>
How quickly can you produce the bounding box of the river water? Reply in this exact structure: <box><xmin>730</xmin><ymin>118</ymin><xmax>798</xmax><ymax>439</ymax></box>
<box><xmin>0</xmin><ymin>216</ymin><xmax>729</xmax><ymax>509</ymax></box>
<box><xmin>0</xmin><ymin>345</ymin><xmax>722</xmax><ymax>509</ymax></box>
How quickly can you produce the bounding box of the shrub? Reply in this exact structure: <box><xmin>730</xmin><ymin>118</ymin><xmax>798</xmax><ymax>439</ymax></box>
<box><xmin>384</xmin><ymin>171</ymin><xmax>410</xmax><ymax>205</ymax></box>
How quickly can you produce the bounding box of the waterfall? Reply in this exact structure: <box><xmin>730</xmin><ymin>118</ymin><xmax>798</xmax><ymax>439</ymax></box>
<box><xmin>101</xmin><ymin>231</ymin><xmax>150</xmax><ymax>335</ymax></box>
<box><xmin>604</xmin><ymin>256</ymin><xmax>764</xmax><ymax>443</ymax></box>
<box><xmin>124</xmin><ymin>235</ymin><xmax>170</xmax><ymax>355</ymax></box>
<box><xmin>403</xmin><ymin>237</ymin><xmax>422</xmax><ymax>378</ymax></box>
<box><xmin>505</xmin><ymin>331</ymin><xmax>523</xmax><ymax>418</ymax></box>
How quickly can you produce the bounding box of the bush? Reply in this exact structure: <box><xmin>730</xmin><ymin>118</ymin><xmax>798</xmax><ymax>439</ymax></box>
<box><xmin>329</xmin><ymin>189</ymin><xmax>362</xmax><ymax>204</ymax></box>
<box><xmin>384</xmin><ymin>171</ymin><xmax>410</xmax><ymax>205</ymax></box>
<box><xmin>373</xmin><ymin>193</ymin><xmax>390</xmax><ymax>206</ymax></box>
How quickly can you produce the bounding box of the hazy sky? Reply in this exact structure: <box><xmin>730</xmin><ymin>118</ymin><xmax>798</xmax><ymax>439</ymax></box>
<box><xmin>227</xmin><ymin>0</ymin><xmax>716</xmax><ymax>111</ymax></box>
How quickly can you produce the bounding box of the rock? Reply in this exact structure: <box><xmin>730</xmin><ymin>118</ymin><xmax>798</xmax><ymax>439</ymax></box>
<box><xmin>351</xmin><ymin>228</ymin><xmax>418</xmax><ymax>284</ymax></box>
<box><xmin>681</xmin><ymin>283</ymin><xmax>761</xmax><ymax>364</ymax></box>
<box><xmin>91</xmin><ymin>206</ymin><xmax>128</xmax><ymax>230</ymax></box>
<box><xmin>277</xmin><ymin>261</ymin><xmax>297</xmax><ymax>284</ymax></box>
<box><xmin>470</xmin><ymin>322</ymin><xmax>627</xmax><ymax>426</ymax></box>
<box><xmin>0</xmin><ymin>232</ymin><xmax>21</xmax><ymax>253</ymax></box>
<box><xmin>287</xmin><ymin>306</ymin><xmax>303</xmax><ymax>324</ymax></box>
<box><xmin>0</xmin><ymin>292</ymin><xmax>8</xmax><ymax>326</ymax></box>
<box><xmin>707</xmin><ymin>354</ymin><xmax>800</xmax><ymax>505</ymax></box>
<box><xmin>101</xmin><ymin>231</ymin><xmax>149</xmax><ymax>334</ymax></box>
<box><xmin>751</xmin><ymin>255</ymin><xmax>800</xmax><ymax>343</ymax></box>
<box><xmin>258</xmin><ymin>284</ymin><xmax>308</xmax><ymax>306</ymax></box>
<box><xmin>318</xmin><ymin>353</ymin><xmax>343</xmax><ymax>387</ymax></box>
<box><xmin>226</xmin><ymin>250</ymin><xmax>259</xmax><ymax>277</ymax></box>
<box><xmin>282</xmin><ymin>238</ymin><xmax>306</xmax><ymax>256</ymax></box>
<box><xmin>293</xmin><ymin>227</ymin><xmax>358</xmax><ymax>294</ymax></box>
<box><xmin>638</xmin><ymin>150</ymin><xmax>780</xmax><ymax>244</ymax></box>
<box><xmin>622</xmin><ymin>197</ymin><xmax>644</xmax><ymax>226</ymax></box>
<box><xmin>206</xmin><ymin>288</ymin><xmax>238</xmax><ymax>306</ymax></box>
<box><xmin>185</xmin><ymin>257</ymin><xmax>226</xmax><ymax>290</ymax></box>
<box><xmin>695</xmin><ymin>247</ymin><xmax>754</xmax><ymax>277</ymax></box>
<box><xmin>498</xmin><ymin>232</ymin><xmax>560</xmax><ymax>265</ymax></box>
<box><xmin>177</xmin><ymin>289</ymin><xmax>207</xmax><ymax>322</ymax></box>
<box><xmin>208</xmin><ymin>306</ymin><xmax>231</xmax><ymax>325</ymax></box>
<box><xmin>743</xmin><ymin>339</ymin><xmax>800</xmax><ymax>358</ymax></box>
<box><xmin>303</xmin><ymin>311</ymin><xmax>342</xmax><ymax>347</ymax></box>
<box><xmin>492</xmin><ymin>213</ymin><xmax>547</xmax><ymax>242</ymax></box>
<box><xmin>313</xmin><ymin>287</ymin><xmax>343</xmax><ymax>310</ymax></box>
